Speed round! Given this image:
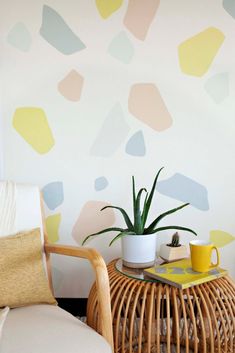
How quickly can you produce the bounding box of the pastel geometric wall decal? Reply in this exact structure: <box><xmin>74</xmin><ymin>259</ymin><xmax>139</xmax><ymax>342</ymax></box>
<box><xmin>45</xmin><ymin>213</ymin><xmax>61</xmax><ymax>243</ymax></box>
<box><xmin>40</xmin><ymin>5</ymin><xmax>86</xmax><ymax>55</ymax></box>
<box><xmin>223</xmin><ymin>0</ymin><xmax>235</xmax><ymax>19</ymax></box>
<box><xmin>128</xmin><ymin>83</ymin><xmax>172</xmax><ymax>131</ymax></box>
<box><xmin>58</xmin><ymin>70</ymin><xmax>84</xmax><ymax>101</ymax></box>
<box><xmin>42</xmin><ymin>182</ymin><xmax>64</xmax><ymax>210</ymax></box>
<box><xmin>72</xmin><ymin>201</ymin><xmax>115</xmax><ymax>244</ymax></box>
<box><xmin>178</xmin><ymin>27</ymin><xmax>225</xmax><ymax>77</ymax></box>
<box><xmin>204</xmin><ymin>73</ymin><xmax>229</xmax><ymax>103</ymax></box>
<box><xmin>96</xmin><ymin>0</ymin><xmax>123</xmax><ymax>19</ymax></box>
<box><xmin>12</xmin><ymin>107</ymin><xmax>55</xmax><ymax>154</ymax></box>
<box><xmin>123</xmin><ymin>0</ymin><xmax>160</xmax><ymax>40</ymax></box>
<box><xmin>90</xmin><ymin>103</ymin><xmax>130</xmax><ymax>157</ymax></box>
<box><xmin>157</xmin><ymin>173</ymin><xmax>209</xmax><ymax>211</ymax></box>
<box><xmin>95</xmin><ymin>177</ymin><xmax>108</xmax><ymax>191</ymax></box>
<box><xmin>108</xmin><ymin>31</ymin><xmax>134</xmax><ymax>64</ymax></box>
<box><xmin>7</xmin><ymin>22</ymin><xmax>31</xmax><ymax>52</ymax></box>
<box><xmin>210</xmin><ymin>230</ymin><xmax>235</xmax><ymax>248</ymax></box>
<box><xmin>125</xmin><ymin>130</ymin><xmax>146</xmax><ymax>156</ymax></box>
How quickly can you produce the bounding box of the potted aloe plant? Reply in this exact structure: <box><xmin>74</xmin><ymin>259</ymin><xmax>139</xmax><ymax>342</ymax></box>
<box><xmin>82</xmin><ymin>167</ymin><xmax>197</xmax><ymax>268</ymax></box>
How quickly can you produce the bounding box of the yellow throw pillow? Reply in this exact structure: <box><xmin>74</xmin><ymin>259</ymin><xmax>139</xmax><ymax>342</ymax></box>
<box><xmin>0</xmin><ymin>228</ymin><xmax>57</xmax><ymax>308</ymax></box>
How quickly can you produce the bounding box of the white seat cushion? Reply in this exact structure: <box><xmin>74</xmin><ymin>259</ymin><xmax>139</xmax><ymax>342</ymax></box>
<box><xmin>0</xmin><ymin>307</ymin><xmax>9</xmax><ymax>340</ymax></box>
<box><xmin>1</xmin><ymin>305</ymin><xmax>111</xmax><ymax>353</ymax></box>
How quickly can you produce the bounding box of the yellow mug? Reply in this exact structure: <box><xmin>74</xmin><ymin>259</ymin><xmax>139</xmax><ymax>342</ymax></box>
<box><xmin>190</xmin><ymin>240</ymin><xmax>220</xmax><ymax>272</ymax></box>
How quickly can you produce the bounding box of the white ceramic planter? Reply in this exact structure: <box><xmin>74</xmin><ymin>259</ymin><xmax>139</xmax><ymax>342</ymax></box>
<box><xmin>121</xmin><ymin>233</ymin><xmax>157</xmax><ymax>268</ymax></box>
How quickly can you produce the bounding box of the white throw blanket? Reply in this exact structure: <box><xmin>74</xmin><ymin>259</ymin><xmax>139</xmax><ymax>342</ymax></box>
<box><xmin>0</xmin><ymin>181</ymin><xmax>17</xmax><ymax>236</ymax></box>
<box><xmin>0</xmin><ymin>182</ymin><xmax>16</xmax><ymax>334</ymax></box>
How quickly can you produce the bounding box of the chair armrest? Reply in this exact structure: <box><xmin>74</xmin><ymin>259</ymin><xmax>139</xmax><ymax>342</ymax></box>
<box><xmin>45</xmin><ymin>243</ymin><xmax>113</xmax><ymax>351</ymax></box>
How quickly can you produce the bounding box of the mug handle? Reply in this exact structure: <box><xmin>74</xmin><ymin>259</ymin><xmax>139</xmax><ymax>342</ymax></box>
<box><xmin>210</xmin><ymin>246</ymin><xmax>220</xmax><ymax>268</ymax></box>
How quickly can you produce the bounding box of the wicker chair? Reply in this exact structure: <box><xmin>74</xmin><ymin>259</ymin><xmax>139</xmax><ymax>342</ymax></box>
<box><xmin>0</xmin><ymin>182</ymin><xmax>113</xmax><ymax>353</ymax></box>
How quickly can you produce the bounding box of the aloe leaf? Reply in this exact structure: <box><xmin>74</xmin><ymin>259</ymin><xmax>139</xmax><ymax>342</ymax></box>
<box><xmin>146</xmin><ymin>203</ymin><xmax>190</xmax><ymax>233</ymax></box>
<box><xmin>82</xmin><ymin>227</ymin><xmax>126</xmax><ymax>245</ymax></box>
<box><xmin>141</xmin><ymin>191</ymin><xmax>148</xmax><ymax>225</ymax></box>
<box><xmin>101</xmin><ymin>205</ymin><xmax>134</xmax><ymax>230</ymax></box>
<box><xmin>134</xmin><ymin>188</ymin><xmax>147</xmax><ymax>234</ymax></box>
<box><xmin>142</xmin><ymin>167</ymin><xmax>164</xmax><ymax>227</ymax></box>
<box><xmin>109</xmin><ymin>231</ymin><xmax>136</xmax><ymax>247</ymax></box>
<box><xmin>132</xmin><ymin>176</ymin><xmax>136</xmax><ymax>219</ymax></box>
<box><xmin>147</xmin><ymin>225</ymin><xmax>197</xmax><ymax>236</ymax></box>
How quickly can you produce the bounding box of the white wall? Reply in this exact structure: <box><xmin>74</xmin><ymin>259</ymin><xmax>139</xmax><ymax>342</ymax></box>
<box><xmin>1</xmin><ymin>0</ymin><xmax>235</xmax><ymax>297</ymax></box>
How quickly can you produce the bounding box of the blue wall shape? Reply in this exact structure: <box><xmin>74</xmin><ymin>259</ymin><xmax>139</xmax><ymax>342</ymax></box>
<box><xmin>157</xmin><ymin>173</ymin><xmax>209</xmax><ymax>211</ymax></box>
<box><xmin>42</xmin><ymin>181</ymin><xmax>64</xmax><ymax>210</ymax></box>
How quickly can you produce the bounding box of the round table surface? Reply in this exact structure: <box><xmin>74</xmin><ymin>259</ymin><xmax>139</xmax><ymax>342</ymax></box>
<box><xmin>115</xmin><ymin>257</ymin><xmax>165</xmax><ymax>283</ymax></box>
<box><xmin>88</xmin><ymin>259</ymin><xmax>235</xmax><ymax>353</ymax></box>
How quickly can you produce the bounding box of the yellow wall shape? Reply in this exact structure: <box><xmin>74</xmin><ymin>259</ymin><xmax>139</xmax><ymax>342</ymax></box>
<box><xmin>46</xmin><ymin>214</ymin><xmax>61</xmax><ymax>243</ymax></box>
<box><xmin>96</xmin><ymin>0</ymin><xmax>123</xmax><ymax>19</ymax></box>
<box><xmin>13</xmin><ymin>107</ymin><xmax>55</xmax><ymax>154</ymax></box>
<box><xmin>178</xmin><ymin>27</ymin><xmax>225</xmax><ymax>77</ymax></box>
<box><xmin>210</xmin><ymin>230</ymin><xmax>235</xmax><ymax>248</ymax></box>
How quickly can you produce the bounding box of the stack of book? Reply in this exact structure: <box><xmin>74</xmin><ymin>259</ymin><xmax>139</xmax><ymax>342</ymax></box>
<box><xmin>144</xmin><ymin>258</ymin><xmax>227</xmax><ymax>289</ymax></box>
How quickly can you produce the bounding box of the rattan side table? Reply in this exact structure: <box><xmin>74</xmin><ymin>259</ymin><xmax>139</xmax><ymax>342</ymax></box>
<box><xmin>87</xmin><ymin>259</ymin><xmax>235</xmax><ymax>353</ymax></box>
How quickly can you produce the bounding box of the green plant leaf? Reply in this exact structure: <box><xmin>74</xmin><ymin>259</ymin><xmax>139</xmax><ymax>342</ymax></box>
<box><xmin>101</xmin><ymin>205</ymin><xmax>134</xmax><ymax>230</ymax></box>
<box><xmin>132</xmin><ymin>176</ymin><xmax>136</xmax><ymax>220</ymax></box>
<box><xmin>142</xmin><ymin>167</ymin><xmax>164</xmax><ymax>228</ymax></box>
<box><xmin>109</xmin><ymin>231</ymin><xmax>136</xmax><ymax>246</ymax></box>
<box><xmin>146</xmin><ymin>203</ymin><xmax>190</xmax><ymax>233</ymax></box>
<box><xmin>148</xmin><ymin>225</ymin><xmax>197</xmax><ymax>236</ymax></box>
<box><xmin>134</xmin><ymin>188</ymin><xmax>147</xmax><ymax>234</ymax></box>
<box><xmin>82</xmin><ymin>227</ymin><xmax>126</xmax><ymax>245</ymax></box>
<box><xmin>141</xmin><ymin>191</ymin><xmax>148</xmax><ymax>225</ymax></box>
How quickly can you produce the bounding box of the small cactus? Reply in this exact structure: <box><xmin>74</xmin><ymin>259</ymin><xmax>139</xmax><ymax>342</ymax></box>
<box><xmin>168</xmin><ymin>232</ymin><xmax>181</xmax><ymax>247</ymax></box>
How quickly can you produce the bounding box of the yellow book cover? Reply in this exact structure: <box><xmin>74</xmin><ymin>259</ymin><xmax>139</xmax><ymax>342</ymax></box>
<box><xmin>144</xmin><ymin>258</ymin><xmax>227</xmax><ymax>289</ymax></box>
